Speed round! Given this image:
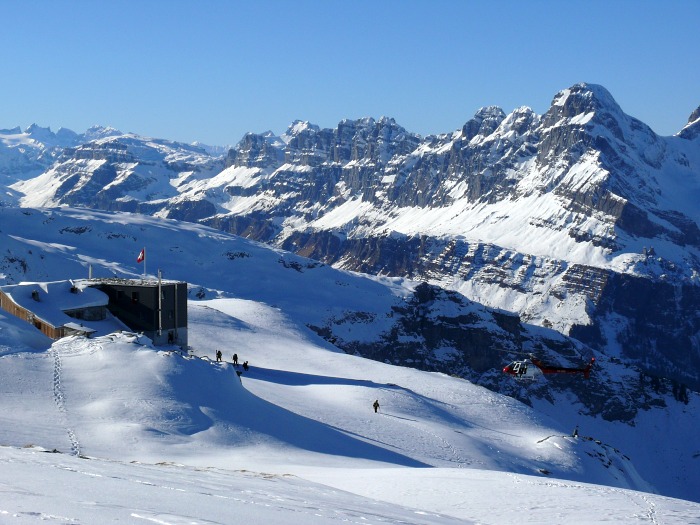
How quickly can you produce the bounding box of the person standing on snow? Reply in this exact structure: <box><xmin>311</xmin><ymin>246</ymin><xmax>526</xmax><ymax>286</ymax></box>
<box><xmin>233</xmin><ymin>353</ymin><xmax>238</xmax><ymax>365</ymax></box>
<box><xmin>373</xmin><ymin>399</ymin><xmax>380</xmax><ymax>413</ymax></box>
<box><xmin>216</xmin><ymin>350</ymin><xmax>222</xmax><ymax>362</ymax></box>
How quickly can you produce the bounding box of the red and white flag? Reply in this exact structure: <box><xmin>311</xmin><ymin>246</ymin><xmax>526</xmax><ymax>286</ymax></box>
<box><xmin>137</xmin><ymin>248</ymin><xmax>145</xmax><ymax>263</ymax></box>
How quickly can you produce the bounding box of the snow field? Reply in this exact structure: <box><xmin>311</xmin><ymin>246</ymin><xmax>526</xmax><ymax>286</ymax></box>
<box><xmin>1</xmin><ymin>205</ymin><xmax>699</xmax><ymax>522</ymax></box>
<box><xmin>1</xmin><ymin>298</ymin><xmax>700</xmax><ymax>523</ymax></box>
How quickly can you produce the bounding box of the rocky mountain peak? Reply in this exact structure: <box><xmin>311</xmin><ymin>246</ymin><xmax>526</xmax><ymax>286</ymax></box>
<box><xmin>55</xmin><ymin>128</ymin><xmax>79</xmax><ymax>143</ymax></box>
<box><xmin>462</xmin><ymin>106</ymin><xmax>506</xmax><ymax>141</ymax></box>
<box><xmin>83</xmin><ymin>125</ymin><xmax>123</xmax><ymax>142</ymax></box>
<box><xmin>0</xmin><ymin>126</ymin><xmax>22</xmax><ymax>135</ymax></box>
<box><xmin>25</xmin><ymin>123</ymin><xmax>52</xmax><ymax>134</ymax></box>
<box><xmin>496</xmin><ymin>106</ymin><xmax>539</xmax><ymax>137</ymax></box>
<box><xmin>688</xmin><ymin>105</ymin><xmax>700</xmax><ymax>124</ymax></box>
<box><xmin>24</xmin><ymin>123</ymin><xmax>58</xmax><ymax>143</ymax></box>
<box><xmin>337</xmin><ymin>116</ymin><xmax>404</xmax><ymax>136</ymax></box>
<box><xmin>283</xmin><ymin>120</ymin><xmax>320</xmax><ymax>140</ymax></box>
<box><xmin>542</xmin><ymin>83</ymin><xmax>638</xmax><ymax>142</ymax></box>
<box><xmin>678</xmin><ymin>105</ymin><xmax>700</xmax><ymax>140</ymax></box>
<box><xmin>226</xmin><ymin>131</ymin><xmax>284</xmax><ymax>168</ymax></box>
<box><xmin>549</xmin><ymin>83</ymin><xmax>621</xmax><ymax>119</ymax></box>
<box><xmin>537</xmin><ymin>82</ymin><xmax>666</xmax><ymax>175</ymax></box>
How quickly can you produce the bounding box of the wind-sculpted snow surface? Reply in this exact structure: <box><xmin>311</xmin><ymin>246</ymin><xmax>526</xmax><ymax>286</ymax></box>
<box><xmin>0</xmin><ymin>308</ymin><xmax>699</xmax><ymax>522</ymax></box>
<box><xmin>0</xmin><ymin>332</ymin><xmax>426</xmax><ymax>468</ymax></box>
<box><xmin>3</xmin><ymin>447</ymin><xmax>700</xmax><ymax>525</ymax></box>
<box><xmin>0</xmin><ymin>447</ymin><xmax>465</xmax><ymax>525</ymax></box>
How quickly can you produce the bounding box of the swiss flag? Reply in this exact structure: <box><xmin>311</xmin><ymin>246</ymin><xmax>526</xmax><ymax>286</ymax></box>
<box><xmin>137</xmin><ymin>248</ymin><xmax>145</xmax><ymax>263</ymax></box>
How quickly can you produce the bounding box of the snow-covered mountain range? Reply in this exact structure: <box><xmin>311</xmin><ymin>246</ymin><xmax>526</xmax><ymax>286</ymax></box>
<box><xmin>3</xmin><ymin>82</ymin><xmax>699</xmax><ymax>391</ymax></box>
<box><xmin>0</xmin><ymin>124</ymin><xmax>123</xmax><ymax>186</ymax></box>
<box><xmin>1</xmin><ymin>206</ymin><xmax>699</xmax><ymax>522</ymax></box>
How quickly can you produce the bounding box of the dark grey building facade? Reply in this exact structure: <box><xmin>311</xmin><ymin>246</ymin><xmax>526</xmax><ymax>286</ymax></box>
<box><xmin>92</xmin><ymin>278</ymin><xmax>188</xmax><ymax>348</ymax></box>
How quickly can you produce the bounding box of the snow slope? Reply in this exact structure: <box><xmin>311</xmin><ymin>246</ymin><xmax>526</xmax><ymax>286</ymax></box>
<box><xmin>1</xmin><ymin>206</ymin><xmax>699</xmax><ymax>522</ymax></box>
<box><xmin>1</xmin><ymin>305</ymin><xmax>698</xmax><ymax>523</ymax></box>
<box><xmin>2</xmin><ymin>308</ymin><xmax>699</xmax><ymax>524</ymax></box>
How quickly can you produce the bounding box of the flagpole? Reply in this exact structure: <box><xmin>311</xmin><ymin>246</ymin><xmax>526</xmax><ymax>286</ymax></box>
<box><xmin>137</xmin><ymin>247</ymin><xmax>146</xmax><ymax>280</ymax></box>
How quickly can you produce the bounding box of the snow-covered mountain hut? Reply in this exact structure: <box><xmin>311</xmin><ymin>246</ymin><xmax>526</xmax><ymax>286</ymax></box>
<box><xmin>0</xmin><ymin>278</ymin><xmax>188</xmax><ymax>348</ymax></box>
<box><xmin>0</xmin><ymin>280</ymin><xmax>108</xmax><ymax>339</ymax></box>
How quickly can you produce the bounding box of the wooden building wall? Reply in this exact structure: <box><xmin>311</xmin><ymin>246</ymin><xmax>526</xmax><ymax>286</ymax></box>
<box><xmin>0</xmin><ymin>289</ymin><xmax>64</xmax><ymax>339</ymax></box>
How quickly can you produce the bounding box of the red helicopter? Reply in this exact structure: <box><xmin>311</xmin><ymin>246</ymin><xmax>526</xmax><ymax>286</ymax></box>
<box><xmin>503</xmin><ymin>354</ymin><xmax>595</xmax><ymax>380</ymax></box>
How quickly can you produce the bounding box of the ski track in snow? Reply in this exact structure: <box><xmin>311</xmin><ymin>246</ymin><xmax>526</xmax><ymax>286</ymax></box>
<box><xmin>50</xmin><ymin>344</ymin><xmax>80</xmax><ymax>456</ymax></box>
<box><xmin>50</xmin><ymin>339</ymin><xmax>100</xmax><ymax>457</ymax></box>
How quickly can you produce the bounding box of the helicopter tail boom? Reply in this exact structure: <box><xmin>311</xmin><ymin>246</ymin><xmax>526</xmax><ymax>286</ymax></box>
<box><xmin>529</xmin><ymin>357</ymin><xmax>596</xmax><ymax>378</ymax></box>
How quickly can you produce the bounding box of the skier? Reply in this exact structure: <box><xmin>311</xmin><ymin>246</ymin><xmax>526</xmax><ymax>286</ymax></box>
<box><xmin>216</xmin><ymin>350</ymin><xmax>222</xmax><ymax>362</ymax></box>
<box><xmin>373</xmin><ymin>399</ymin><xmax>380</xmax><ymax>413</ymax></box>
<box><xmin>233</xmin><ymin>353</ymin><xmax>238</xmax><ymax>365</ymax></box>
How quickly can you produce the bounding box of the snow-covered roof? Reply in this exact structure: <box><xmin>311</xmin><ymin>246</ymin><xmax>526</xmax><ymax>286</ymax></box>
<box><xmin>0</xmin><ymin>280</ymin><xmax>108</xmax><ymax>327</ymax></box>
<box><xmin>64</xmin><ymin>322</ymin><xmax>97</xmax><ymax>334</ymax></box>
<box><xmin>82</xmin><ymin>277</ymin><xmax>184</xmax><ymax>288</ymax></box>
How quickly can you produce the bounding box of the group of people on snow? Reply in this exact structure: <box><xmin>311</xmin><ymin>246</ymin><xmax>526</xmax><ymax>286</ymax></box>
<box><xmin>215</xmin><ymin>350</ymin><xmax>248</xmax><ymax>371</ymax></box>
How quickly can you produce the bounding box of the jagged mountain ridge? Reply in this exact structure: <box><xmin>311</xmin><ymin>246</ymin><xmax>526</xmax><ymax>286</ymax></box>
<box><xmin>0</xmin><ymin>124</ymin><xmax>123</xmax><ymax>187</ymax></box>
<box><xmin>5</xmin><ymin>83</ymin><xmax>700</xmax><ymax>389</ymax></box>
<box><xmin>10</xmin><ymin>84</ymin><xmax>700</xmax><ymax>271</ymax></box>
<box><xmin>8</xmin><ymin>131</ymin><xmax>225</xmax><ymax>216</ymax></box>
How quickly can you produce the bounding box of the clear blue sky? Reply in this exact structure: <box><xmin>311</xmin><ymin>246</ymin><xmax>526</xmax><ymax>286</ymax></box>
<box><xmin>2</xmin><ymin>0</ymin><xmax>699</xmax><ymax>146</ymax></box>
